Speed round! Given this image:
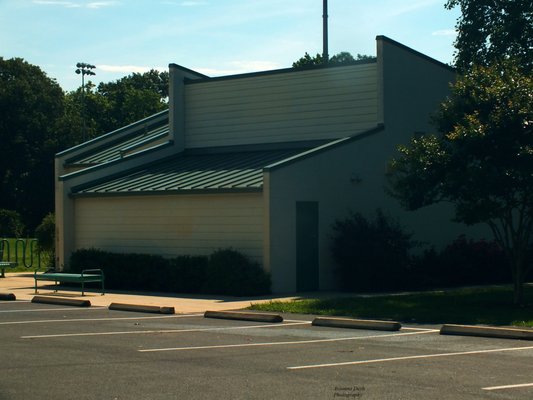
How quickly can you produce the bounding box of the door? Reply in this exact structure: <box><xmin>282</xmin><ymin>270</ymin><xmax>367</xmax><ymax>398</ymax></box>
<box><xmin>296</xmin><ymin>201</ymin><xmax>319</xmax><ymax>292</ymax></box>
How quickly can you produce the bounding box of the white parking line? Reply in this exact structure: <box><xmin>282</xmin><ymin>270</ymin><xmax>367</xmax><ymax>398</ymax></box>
<box><xmin>21</xmin><ymin>321</ymin><xmax>311</xmax><ymax>339</ymax></box>
<box><xmin>139</xmin><ymin>329</ymin><xmax>438</xmax><ymax>353</ymax></box>
<box><xmin>483</xmin><ymin>383</ymin><xmax>533</xmax><ymax>391</ymax></box>
<box><xmin>287</xmin><ymin>345</ymin><xmax>533</xmax><ymax>370</ymax></box>
<box><xmin>0</xmin><ymin>313</ymin><xmax>203</xmax><ymax>325</ymax></box>
<box><xmin>0</xmin><ymin>306</ymin><xmax>107</xmax><ymax>313</ymax></box>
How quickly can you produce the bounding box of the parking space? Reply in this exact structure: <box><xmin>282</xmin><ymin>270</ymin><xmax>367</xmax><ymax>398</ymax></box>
<box><xmin>1</xmin><ymin>299</ymin><xmax>532</xmax><ymax>399</ymax></box>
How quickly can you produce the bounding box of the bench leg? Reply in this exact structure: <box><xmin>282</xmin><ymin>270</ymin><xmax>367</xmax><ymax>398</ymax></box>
<box><xmin>82</xmin><ymin>281</ymin><xmax>85</xmax><ymax>296</ymax></box>
<box><xmin>35</xmin><ymin>279</ymin><xmax>38</xmax><ymax>294</ymax></box>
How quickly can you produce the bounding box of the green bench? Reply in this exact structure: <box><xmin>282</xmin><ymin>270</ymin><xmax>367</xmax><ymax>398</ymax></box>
<box><xmin>0</xmin><ymin>261</ymin><xmax>17</xmax><ymax>278</ymax></box>
<box><xmin>34</xmin><ymin>269</ymin><xmax>105</xmax><ymax>296</ymax></box>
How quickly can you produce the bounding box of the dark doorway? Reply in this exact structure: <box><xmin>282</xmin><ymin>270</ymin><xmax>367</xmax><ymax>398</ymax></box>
<box><xmin>296</xmin><ymin>201</ymin><xmax>319</xmax><ymax>292</ymax></box>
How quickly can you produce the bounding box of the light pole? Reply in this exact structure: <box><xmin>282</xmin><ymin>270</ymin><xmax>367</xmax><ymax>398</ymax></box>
<box><xmin>323</xmin><ymin>0</ymin><xmax>329</xmax><ymax>64</ymax></box>
<box><xmin>75</xmin><ymin>62</ymin><xmax>96</xmax><ymax>142</ymax></box>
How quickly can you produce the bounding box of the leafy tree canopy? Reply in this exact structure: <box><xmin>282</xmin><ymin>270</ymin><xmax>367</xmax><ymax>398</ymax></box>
<box><xmin>292</xmin><ymin>51</ymin><xmax>375</xmax><ymax>68</ymax></box>
<box><xmin>446</xmin><ymin>0</ymin><xmax>533</xmax><ymax>72</ymax></box>
<box><xmin>387</xmin><ymin>60</ymin><xmax>533</xmax><ymax>304</ymax></box>
<box><xmin>0</xmin><ymin>57</ymin><xmax>65</xmax><ymax>229</ymax></box>
<box><xmin>65</xmin><ymin>69</ymin><xmax>169</xmax><ymax>139</ymax></box>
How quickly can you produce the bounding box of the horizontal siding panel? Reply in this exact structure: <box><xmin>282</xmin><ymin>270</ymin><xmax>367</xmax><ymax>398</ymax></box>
<box><xmin>186</xmin><ymin>81</ymin><xmax>376</xmax><ymax>108</ymax></box>
<box><xmin>74</xmin><ymin>194</ymin><xmax>264</xmax><ymax>262</ymax></box>
<box><xmin>188</xmin><ymin>122</ymin><xmax>376</xmax><ymax>148</ymax></box>
<box><xmin>186</xmin><ymin>100</ymin><xmax>377</xmax><ymax>129</ymax></box>
<box><xmin>188</xmin><ymin>64</ymin><xmax>377</xmax><ymax>94</ymax></box>
<box><xmin>184</xmin><ymin>63</ymin><xmax>378</xmax><ymax>147</ymax></box>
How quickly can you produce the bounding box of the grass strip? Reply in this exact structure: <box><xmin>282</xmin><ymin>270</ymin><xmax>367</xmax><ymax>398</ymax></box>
<box><xmin>249</xmin><ymin>286</ymin><xmax>533</xmax><ymax>327</ymax></box>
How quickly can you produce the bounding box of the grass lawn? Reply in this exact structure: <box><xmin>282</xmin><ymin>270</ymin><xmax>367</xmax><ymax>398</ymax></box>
<box><xmin>249</xmin><ymin>286</ymin><xmax>533</xmax><ymax>327</ymax></box>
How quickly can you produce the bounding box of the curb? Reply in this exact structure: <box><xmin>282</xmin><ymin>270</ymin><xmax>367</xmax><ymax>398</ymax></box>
<box><xmin>204</xmin><ymin>310</ymin><xmax>283</xmax><ymax>323</ymax></box>
<box><xmin>32</xmin><ymin>296</ymin><xmax>91</xmax><ymax>307</ymax></box>
<box><xmin>440</xmin><ymin>324</ymin><xmax>533</xmax><ymax>341</ymax></box>
<box><xmin>109</xmin><ymin>303</ymin><xmax>175</xmax><ymax>314</ymax></box>
<box><xmin>312</xmin><ymin>317</ymin><xmax>402</xmax><ymax>331</ymax></box>
<box><xmin>0</xmin><ymin>293</ymin><xmax>16</xmax><ymax>301</ymax></box>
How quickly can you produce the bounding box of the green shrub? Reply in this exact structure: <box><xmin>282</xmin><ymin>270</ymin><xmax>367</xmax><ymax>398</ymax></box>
<box><xmin>0</xmin><ymin>209</ymin><xmax>25</xmax><ymax>238</ymax></box>
<box><xmin>168</xmin><ymin>255</ymin><xmax>208</xmax><ymax>293</ymax></box>
<box><xmin>203</xmin><ymin>248</ymin><xmax>271</xmax><ymax>296</ymax></box>
<box><xmin>330</xmin><ymin>209</ymin><xmax>417</xmax><ymax>292</ymax></box>
<box><xmin>35</xmin><ymin>213</ymin><xmax>55</xmax><ymax>251</ymax></box>
<box><xmin>69</xmin><ymin>248</ymin><xmax>269</xmax><ymax>296</ymax></box>
<box><xmin>35</xmin><ymin>213</ymin><xmax>55</xmax><ymax>268</ymax></box>
<box><xmin>419</xmin><ymin>236</ymin><xmax>510</xmax><ymax>287</ymax></box>
<box><xmin>69</xmin><ymin>248</ymin><xmax>209</xmax><ymax>293</ymax></box>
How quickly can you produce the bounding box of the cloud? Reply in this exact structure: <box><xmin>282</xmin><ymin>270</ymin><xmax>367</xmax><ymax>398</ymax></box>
<box><xmin>96</xmin><ymin>65</ymin><xmax>165</xmax><ymax>73</ymax></box>
<box><xmin>87</xmin><ymin>2</ymin><xmax>117</xmax><ymax>8</ymax></box>
<box><xmin>180</xmin><ymin>1</ymin><xmax>208</xmax><ymax>6</ymax></box>
<box><xmin>33</xmin><ymin>1</ymin><xmax>81</xmax><ymax>7</ymax></box>
<box><xmin>159</xmin><ymin>1</ymin><xmax>208</xmax><ymax>5</ymax></box>
<box><xmin>33</xmin><ymin>0</ymin><xmax>117</xmax><ymax>8</ymax></box>
<box><xmin>432</xmin><ymin>29</ymin><xmax>457</xmax><ymax>36</ymax></box>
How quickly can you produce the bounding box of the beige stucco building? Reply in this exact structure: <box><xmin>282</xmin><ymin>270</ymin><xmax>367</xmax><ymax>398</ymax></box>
<box><xmin>55</xmin><ymin>36</ymin><xmax>483</xmax><ymax>293</ymax></box>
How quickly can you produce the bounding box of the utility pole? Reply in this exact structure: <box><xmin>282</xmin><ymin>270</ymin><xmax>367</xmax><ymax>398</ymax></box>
<box><xmin>323</xmin><ymin>0</ymin><xmax>329</xmax><ymax>64</ymax></box>
<box><xmin>75</xmin><ymin>62</ymin><xmax>96</xmax><ymax>142</ymax></box>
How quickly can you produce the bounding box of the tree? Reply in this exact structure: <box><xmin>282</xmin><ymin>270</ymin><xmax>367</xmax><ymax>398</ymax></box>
<box><xmin>0</xmin><ymin>57</ymin><xmax>65</xmax><ymax>230</ymax></box>
<box><xmin>60</xmin><ymin>69</ymin><xmax>169</xmax><ymax>144</ymax></box>
<box><xmin>387</xmin><ymin>60</ymin><xmax>533</xmax><ymax>304</ymax></box>
<box><xmin>0</xmin><ymin>209</ymin><xmax>25</xmax><ymax>237</ymax></box>
<box><xmin>292</xmin><ymin>51</ymin><xmax>374</xmax><ymax>68</ymax></box>
<box><xmin>445</xmin><ymin>0</ymin><xmax>533</xmax><ymax>72</ymax></box>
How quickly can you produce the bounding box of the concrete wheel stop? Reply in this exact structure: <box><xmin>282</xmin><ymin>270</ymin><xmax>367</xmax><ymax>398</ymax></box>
<box><xmin>204</xmin><ymin>310</ymin><xmax>283</xmax><ymax>323</ymax></box>
<box><xmin>440</xmin><ymin>324</ymin><xmax>533</xmax><ymax>341</ymax></box>
<box><xmin>109</xmin><ymin>303</ymin><xmax>175</xmax><ymax>314</ymax></box>
<box><xmin>32</xmin><ymin>296</ymin><xmax>91</xmax><ymax>307</ymax></box>
<box><xmin>312</xmin><ymin>317</ymin><xmax>402</xmax><ymax>331</ymax></box>
<box><xmin>0</xmin><ymin>293</ymin><xmax>16</xmax><ymax>301</ymax></box>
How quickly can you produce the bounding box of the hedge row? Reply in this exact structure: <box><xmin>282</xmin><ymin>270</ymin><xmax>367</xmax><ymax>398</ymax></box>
<box><xmin>331</xmin><ymin>210</ymin><xmax>531</xmax><ymax>293</ymax></box>
<box><xmin>68</xmin><ymin>248</ymin><xmax>270</xmax><ymax>296</ymax></box>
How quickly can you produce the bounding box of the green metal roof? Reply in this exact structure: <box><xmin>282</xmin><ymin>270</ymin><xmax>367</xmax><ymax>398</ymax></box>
<box><xmin>72</xmin><ymin>148</ymin><xmax>303</xmax><ymax>196</ymax></box>
<box><xmin>65</xmin><ymin>112</ymin><xmax>169</xmax><ymax>167</ymax></box>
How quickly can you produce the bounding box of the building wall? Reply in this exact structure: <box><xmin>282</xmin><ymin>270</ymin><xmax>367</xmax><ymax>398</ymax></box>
<box><xmin>72</xmin><ymin>193</ymin><xmax>264</xmax><ymax>262</ymax></box>
<box><xmin>184</xmin><ymin>63</ymin><xmax>378</xmax><ymax>148</ymax></box>
<box><xmin>265</xmin><ymin>128</ymin><xmax>487</xmax><ymax>293</ymax></box>
<box><xmin>264</xmin><ymin>37</ymin><xmax>488</xmax><ymax>294</ymax></box>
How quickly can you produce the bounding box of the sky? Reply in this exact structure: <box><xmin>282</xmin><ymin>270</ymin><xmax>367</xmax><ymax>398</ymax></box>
<box><xmin>0</xmin><ymin>0</ymin><xmax>460</xmax><ymax>92</ymax></box>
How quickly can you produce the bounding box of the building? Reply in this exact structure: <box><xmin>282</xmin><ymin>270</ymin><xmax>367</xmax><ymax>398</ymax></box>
<box><xmin>55</xmin><ymin>36</ymin><xmax>480</xmax><ymax>293</ymax></box>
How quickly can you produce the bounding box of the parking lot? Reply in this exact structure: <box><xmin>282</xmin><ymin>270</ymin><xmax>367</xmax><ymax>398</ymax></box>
<box><xmin>1</xmin><ymin>299</ymin><xmax>532</xmax><ymax>399</ymax></box>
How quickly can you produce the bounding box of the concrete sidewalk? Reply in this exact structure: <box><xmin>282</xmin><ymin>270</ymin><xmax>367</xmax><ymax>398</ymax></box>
<box><xmin>0</xmin><ymin>272</ymin><xmax>301</xmax><ymax>313</ymax></box>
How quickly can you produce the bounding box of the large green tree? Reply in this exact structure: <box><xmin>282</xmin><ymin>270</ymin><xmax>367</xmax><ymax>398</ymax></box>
<box><xmin>0</xmin><ymin>57</ymin><xmax>65</xmax><ymax>230</ymax></box>
<box><xmin>95</xmin><ymin>69</ymin><xmax>169</xmax><ymax>133</ymax></box>
<box><xmin>446</xmin><ymin>0</ymin><xmax>533</xmax><ymax>72</ymax></box>
<box><xmin>62</xmin><ymin>69</ymin><xmax>169</xmax><ymax>144</ymax></box>
<box><xmin>387</xmin><ymin>60</ymin><xmax>533</xmax><ymax>304</ymax></box>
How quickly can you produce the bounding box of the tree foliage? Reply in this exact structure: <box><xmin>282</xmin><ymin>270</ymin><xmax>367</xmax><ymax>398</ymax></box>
<box><xmin>0</xmin><ymin>209</ymin><xmax>25</xmax><ymax>237</ymax></box>
<box><xmin>0</xmin><ymin>57</ymin><xmax>65</xmax><ymax>230</ymax></box>
<box><xmin>387</xmin><ymin>60</ymin><xmax>533</xmax><ymax>304</ymax></box>
<box><xmin>330</xmin><ymin>209</ymin><xmax>416</xmax><ymax>291</ymax></box>
<box><xmin>95</xmin><ymin>69</ymin><xmax>169</xmax><ymax>132</ymax></box>
<box><xmin>65</xmin><ymin>69</ymin><xmax>169</xmax><ymax>140</ymax></box>
<box><xmin>445</xmin><ymin>0</ymin><xmax>533</xmax><ymax>72</ymax></box>
<box><xmin>0</xmin><ymin>59</ymin><xmax>169</xmax><ymax>231</ymax></box>
<box><xmin>292</xmin><ymin>51</ymin><xmax>375</xmax><ymax>68</ymax></box>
